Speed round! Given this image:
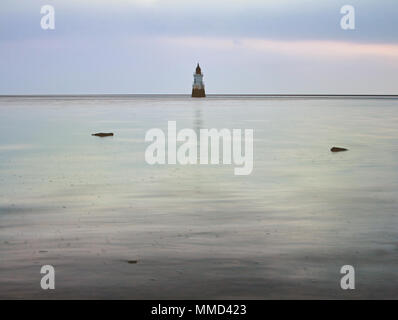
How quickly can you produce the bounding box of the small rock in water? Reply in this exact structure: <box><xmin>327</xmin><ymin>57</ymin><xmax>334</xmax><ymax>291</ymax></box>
<box><xmin>331</xmin><ymin>146</ymin><xmax>348</xmax><ymax>152</ymax></box>
<box><xmin>92</xmin><ymin>132</ymin><xmax>114</xmax><ymax>137</ymax></box>
<box><xmin>127</xmin><ymin>260</ymin><xmax>138</xmax><ymax>264</ymax></box>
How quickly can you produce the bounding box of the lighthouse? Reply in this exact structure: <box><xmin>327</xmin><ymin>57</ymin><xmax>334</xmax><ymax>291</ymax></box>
<box><xmin>192</xmin><ymin>63</ymin><xmax>206</xmax><ymax>98</ymax></box>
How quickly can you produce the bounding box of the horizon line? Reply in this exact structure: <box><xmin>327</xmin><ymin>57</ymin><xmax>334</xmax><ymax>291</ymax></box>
<box><xmin>1</xmin><ymin>94</ymin><xmax>398</xmax><ymax>97</ymax></box>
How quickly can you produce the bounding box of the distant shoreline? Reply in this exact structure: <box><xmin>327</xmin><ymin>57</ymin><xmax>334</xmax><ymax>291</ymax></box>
<box><xmin>1</xmin><ymin>94</ymin><xmax>398</xmax><ymax>99</ymax></box>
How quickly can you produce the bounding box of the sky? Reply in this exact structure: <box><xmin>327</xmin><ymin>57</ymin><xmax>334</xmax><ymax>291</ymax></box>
<box><xmin>1</xmin><ymin>0</ymin><xmax>398</xmax><ymax>94</ymax></box>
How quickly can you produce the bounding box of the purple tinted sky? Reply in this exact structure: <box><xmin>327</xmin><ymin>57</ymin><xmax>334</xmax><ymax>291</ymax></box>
<box><xmin>1</xmin><ymin>0</ymin><xmax>398</xmax><ymax>94</ymax></box>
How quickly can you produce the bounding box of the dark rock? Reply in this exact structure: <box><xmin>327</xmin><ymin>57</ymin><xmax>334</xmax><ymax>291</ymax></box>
<box><xmin>127</xmin><ymin>260</ymin><xmax>138</xmax><ymax>264</ymax></box>
<box><xmin>92</xmin><ymin>132</ymin><xmax>114</xmax><ymax>137</ymax></box>
<box><xmin>331</xmin><ymin>147</ymin><xmax>348</xmax><ymax>152</ymax></box>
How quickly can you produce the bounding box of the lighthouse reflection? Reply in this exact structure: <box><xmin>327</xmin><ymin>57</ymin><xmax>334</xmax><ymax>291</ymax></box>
<box><xmin>194</xmin><ymin>106</ymin><xmax>202</xmax><ymax>163</ymax></box>
<box><xmin>193</xmin><ymin>105</ymin><xmax>203</xmax><ymax>194</ymax></box>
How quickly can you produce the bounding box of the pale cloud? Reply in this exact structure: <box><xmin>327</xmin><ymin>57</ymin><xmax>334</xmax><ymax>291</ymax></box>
<box><xmin>0</xmin><ymin>144</ymin><xmax>35</xmax><ymax>151</ymax></box>
<box><xmin>161</xmin><ymin>36</ymin><xmax>398</xmax><ymax>59</ymax></box>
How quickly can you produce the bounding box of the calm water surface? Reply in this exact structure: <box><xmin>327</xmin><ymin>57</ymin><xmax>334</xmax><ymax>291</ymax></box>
<box><xmin>1</xmin><ymin>96</ymin><xmax>398</xmax><ymax>299</ymax></box>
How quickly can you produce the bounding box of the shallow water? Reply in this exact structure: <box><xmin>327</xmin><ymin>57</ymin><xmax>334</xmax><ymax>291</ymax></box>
<box><xmin>1</xmin><ymin>96</ymin><xmax>398</xmax><ymax>299</ymax></box>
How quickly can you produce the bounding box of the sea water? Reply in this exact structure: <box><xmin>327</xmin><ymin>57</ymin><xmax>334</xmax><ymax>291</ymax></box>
<box><xmin>1</xmin><ymin>95</ymin><xmax>398</xmax><ymax>299</ymax></box>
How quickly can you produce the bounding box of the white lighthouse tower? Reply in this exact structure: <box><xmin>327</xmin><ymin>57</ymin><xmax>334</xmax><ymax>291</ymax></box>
<box><xmin>192</xmin><ymin>63</ymin><xmax>206</xmax><ymax>97</ymax></box>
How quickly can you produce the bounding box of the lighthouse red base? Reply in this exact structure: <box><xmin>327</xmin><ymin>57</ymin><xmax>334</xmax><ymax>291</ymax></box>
<box><xmin>191</xmin><ymin>88</ymin><xmax>206</xmax><ymax>97</ymax></box>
